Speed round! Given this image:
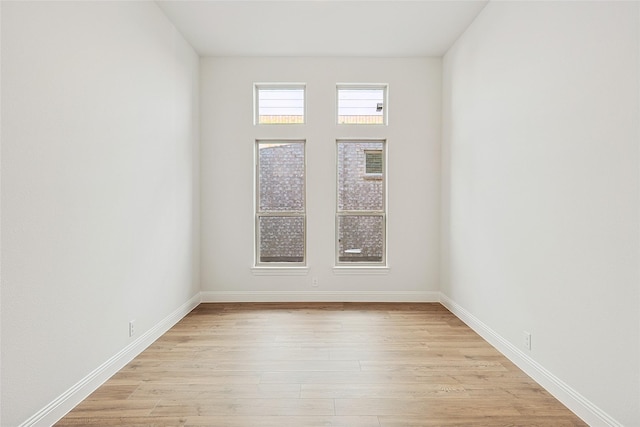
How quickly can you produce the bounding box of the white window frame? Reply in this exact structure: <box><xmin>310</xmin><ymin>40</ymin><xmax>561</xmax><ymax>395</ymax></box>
<box><xmin>254</xmin><ymin>83</ymin><xmax>306</xmax><ymax>125</ymax></box>
<box><xmin>335</xmin><ymin>139</ymin><xmax>387</xmax><ymax>267</ymax></box>
<box><xmin>336</xmin><ymin>84</ymin><xmax>388</xmax><ymax>126</ymax></box>
<box><xmin>254</xmin><ymin>140</ymin><xmax>307</xmax><ymax>268</ymax></box>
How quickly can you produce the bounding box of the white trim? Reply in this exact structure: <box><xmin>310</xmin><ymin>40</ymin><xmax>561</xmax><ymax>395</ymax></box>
<box><xmin>335</xmin><ymin>139</ymin><xmax>388</xmax><ymax>267</ymax></box>
<box><xmin>19</xmin><ymin>293</ymin><xmax>201</xmax><ymax>427</ymax></box>
<box><xmin>332</xmin><ymin>266</ymin><xmax>390</xmax><ymax>275</ymax></box>
<box><xmin>201</xmin><ymin>290</ymin><xmax>438</xmax><ymax>303</ymax></box>
<box><xmin>22</xmin><ymin>292</ymin><xmax>618</xmax><ymax>426</ymax></box>
<box><xmin>439</xmin><ymin>293</ymin><xmax>623</xmax><ymax>427</ymax></box>
<box><xmin>251</xmin><ymin>266</ymin><xmax>310</xmax><ymax>276</ymax></box>
<box><xmin>255</xmin><ymin>139</ymin><xmax>308</xmax><ymax>267</ymax></box>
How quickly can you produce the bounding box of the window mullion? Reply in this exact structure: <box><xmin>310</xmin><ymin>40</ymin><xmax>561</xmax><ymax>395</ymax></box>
<box><xmin>337</xmin><ymin>211</ymin><xmax>384</xmax><ymax>215</ymax></box>
<box><xmin>259</xmin><ymin>211</ymin><xmax>305</xmax><ymax>216</ymax></box>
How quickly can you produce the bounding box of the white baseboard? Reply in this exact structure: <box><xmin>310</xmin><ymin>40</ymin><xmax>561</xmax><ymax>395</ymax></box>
<box><xmin>201</xmin><ymin>290</ymin><xmax>440</xmax><ymax>303</ymax></box>
<box><xmin>439</xmin><ymin>293</ymin><xmax>622</xmax><ymax>427</ymax></box>
<box><xmin>20</xmin><ymin>293</ymin><xmax>201</xmax><ymax>427</ymax></box>
<box><xmin>23</xmin><ymin>291</ymin><xmax>617</xmax><ymax>427</ymax></box>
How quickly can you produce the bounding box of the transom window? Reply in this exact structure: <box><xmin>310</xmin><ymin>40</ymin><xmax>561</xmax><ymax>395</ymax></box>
<box><xmin>337</xmin><ymin>84</ymin><xmax>387</xmax><ymax>125</ymax></box>
<box><xmin>255</xmin><ymin>84</ymin><xmax>305</xmax><ymax>124</ymax></box>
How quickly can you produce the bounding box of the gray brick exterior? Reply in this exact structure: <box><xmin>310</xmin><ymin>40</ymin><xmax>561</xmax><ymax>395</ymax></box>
<box><xmin>258</xmin><ymin>143</ymin><xmax>304</xmax><ymax>212</ymax></box>
<box><xmin>258</xmin><ymin>141</ymin><xmax>384</xmax><ymax>263</ymax></box>
<box><xmin>337</xmin><ymin>141</ymin><xmax>384</xmax><ymax>262</ymax></box>
<box><xmin>258</xmin><ymin>143</ymin><xmax>305</xmax><ymax>262</ymax></box>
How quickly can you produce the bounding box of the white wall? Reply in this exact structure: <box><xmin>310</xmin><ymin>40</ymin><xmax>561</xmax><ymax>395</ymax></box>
<box><xmin>0</xmin><ymin>2</ymin><xmax>200</xmax><ymax>425</ymax></box>
<box><xmin>200</xmin><ymin>57</ymin><xmax>441</xmax><ymax>300</ymax></box>
<box><xmin>442</xmin><ymin>2</ymin><xmax>639</xmax><ymax>425</ymax></box>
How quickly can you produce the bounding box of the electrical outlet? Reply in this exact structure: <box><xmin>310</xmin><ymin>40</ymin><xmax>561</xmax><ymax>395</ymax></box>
<box><xmin>129</xmin><ymin>320</ymin><xmax>136</xmax><ymax>337</ymax></box>
<box><xmin>523</xmin><ymin>331</ymin><xmax>531</xmax><ymax>350</ymax></box>
<box><xmin>312</xmin><ymin>277</ymin><xmax>319</xmax><ymax>287</ymax></box>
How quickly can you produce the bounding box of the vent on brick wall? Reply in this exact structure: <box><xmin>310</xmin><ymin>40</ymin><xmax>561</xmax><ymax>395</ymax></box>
<box><xmin>365</xmin><ymin>150</ymin><xmax>383</xmax><ymax>175</ymax></box>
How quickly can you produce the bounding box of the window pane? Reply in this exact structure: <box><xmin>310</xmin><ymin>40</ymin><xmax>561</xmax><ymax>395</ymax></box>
<box><xmin>337</xmin><ymin>215</ymin><xmax>384</xmax><ymax>263</ymax></box>
<box><xmin>259</xmin><ymin>216</ymin><xmax>304</xmax><ymax>263</ymax></box>
<box><xmin>258</xmin><ymin>142</ymin><xmax>305</xmax><ymax>212</ymax></box>
<box><xmin>338</xmin><ymin>87</ymin><xmax>385</xmax><ymax>125</ymax></box>
<box><xmin>257</xmin><ymin>86</ymin><xmax>305</xmax><ymax>124</ymax></box>
<box><xmin>337</xmin><ymin>141</ymin><xmax>384</xmax><ymax>211</ymax></box>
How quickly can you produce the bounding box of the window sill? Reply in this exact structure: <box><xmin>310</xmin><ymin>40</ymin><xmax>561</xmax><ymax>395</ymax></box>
<box><xmin>363</xmin><ymin>173</ymin><xmax>383</xmax><ymax>181</ymax></box>
<box><xmin>251</xmin><ymin>266</ymin><xmax>310</xmax><ymax>276</ymax></box>
<box><xmin>333</xmin><ymin>266</ymin><xmax>390</xmax><ymax>275</ymax></box>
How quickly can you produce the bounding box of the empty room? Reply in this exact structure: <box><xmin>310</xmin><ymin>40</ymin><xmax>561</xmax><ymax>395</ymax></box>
<box><xmin>1</xmin><ymin>1</ymin><xmax>639</xmax><ymax>426</ymax></box>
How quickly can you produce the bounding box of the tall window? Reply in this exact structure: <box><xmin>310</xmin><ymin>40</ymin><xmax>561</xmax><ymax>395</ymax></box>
<box><xmin>337</xmin><ymin>85</ymin><xmax>387</xmax><ymax>125</ymax></box>
<box><xmin>255</xmin><ymin>84</ymin><xmax>305</xmax><ymax>124</ymax></box>
<box><xmin>256</xmin><ymin>141</ymin><xmax>306</xmax><ymax>265</ymax></box>
<box><xmin>336</xmin><ymin>140</ymin><xmax>386</xmax><ymax>265</ymax></box>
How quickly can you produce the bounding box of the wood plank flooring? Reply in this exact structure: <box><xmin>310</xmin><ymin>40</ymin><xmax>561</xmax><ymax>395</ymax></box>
<box><xmin>56</xmin><ymin>303</ymin><xmax>587</xmax><ymax>426</ymax></box>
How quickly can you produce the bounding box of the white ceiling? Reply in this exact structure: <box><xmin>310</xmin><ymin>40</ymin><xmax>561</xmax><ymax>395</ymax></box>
<box><xmin>156</xmin><ymin>1</ymin><xmax>489</xmax><ymax>57</ymax></box>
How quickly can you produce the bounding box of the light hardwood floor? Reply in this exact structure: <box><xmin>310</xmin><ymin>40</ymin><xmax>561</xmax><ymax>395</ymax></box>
<box><xmin>56</xmin><ymin>303</ymin><xmax>587</xmax><ymax>426</ymax></box>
